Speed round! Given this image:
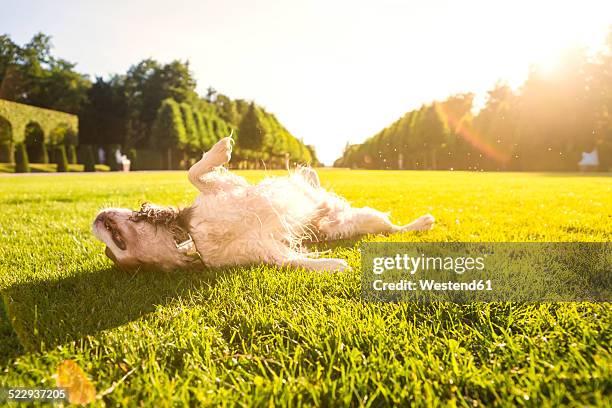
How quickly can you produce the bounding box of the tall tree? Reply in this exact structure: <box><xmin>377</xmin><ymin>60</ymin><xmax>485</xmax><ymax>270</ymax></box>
<box><xmin>124</xmin><ymin>59</ymin><xmax>196</xmax><ymax>148</ymax></box>
<box><xmin>151</xmin><ymin>98</ymin><xmax>187</xmax><ymax>169</ymax></box>
<box><xmin>0</xmin><ymin>33</ymin><xmax>89</xmax><ymax>113</ymax></box>
<box><xmin>238</xmin><ymin>103</ymin><xmax>265</xmax><ymax>150</ymax></box>
<box><xmin>179</xmin><ymin>103</ymin><xmax>198</xmax><ymax>151</ymax></box>
<box><xmin>79</xmin><ymin>76</ymin><xmax>127</xmax><ymax>146</ymax></box>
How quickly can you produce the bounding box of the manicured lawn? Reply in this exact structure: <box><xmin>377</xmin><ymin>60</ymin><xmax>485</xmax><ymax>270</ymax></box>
<box><xmin>0</xmin><ymin>170</ymin><xmax>610</xmax><ymax>406</ymax></box>
<box><xmin>0</xmin><ymin>163</ymin><xmax>110</xmax><ymax>173</ymax></box>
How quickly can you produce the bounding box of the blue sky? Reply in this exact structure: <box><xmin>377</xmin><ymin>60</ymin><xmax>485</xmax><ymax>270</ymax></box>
<box><xmin>2</xmin><ymin>0</ymin><xmax>610</xmax><ymax>164</ymax></box>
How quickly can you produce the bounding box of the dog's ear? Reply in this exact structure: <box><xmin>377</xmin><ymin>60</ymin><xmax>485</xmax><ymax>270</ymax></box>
<box><xmin>131</xmin><ymin>202</ymin><xmax>180</xmax><ymax>225</ymax></box>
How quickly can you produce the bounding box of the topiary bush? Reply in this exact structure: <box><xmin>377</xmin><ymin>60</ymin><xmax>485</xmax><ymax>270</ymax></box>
<box><xmin>14</xmin><ymin>143</ymin><xmax>30</xmax><ymax>173</ymax></box>
<box><xmin>47</xmin><ymin>145</ymin><xmax>55</xmax><ymax>164</ymax></box>
<box><xmin>55</xmin><ymin>145</ymin><xmax>69</xmax><ymax>172</ymax></box>
<box><xmin>66</xmin><ymin>144</ymin><xmax>77</xmax><ymax>164</ymax></box>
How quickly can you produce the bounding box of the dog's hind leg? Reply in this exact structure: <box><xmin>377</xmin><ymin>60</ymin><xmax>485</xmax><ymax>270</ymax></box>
<box><xmin>188</xmin><ymin>137</ymin><xmax>248</xmax><ymax>193</ymax></box>
<box><xmin>319</xmin><ymin>207</ymin><xmax>434</xmax><ymax>240</ymax></box>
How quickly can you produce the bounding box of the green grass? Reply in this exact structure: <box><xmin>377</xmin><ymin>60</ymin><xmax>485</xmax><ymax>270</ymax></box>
<box><xmin>0</xmin><ymin>170</ymin><xmax>610</xmax><ymax>406</ymax></box>
<box><xmin>0</xmin><ymin>163</ymin><xmax>110</xmax><ymax>173</ymax></box>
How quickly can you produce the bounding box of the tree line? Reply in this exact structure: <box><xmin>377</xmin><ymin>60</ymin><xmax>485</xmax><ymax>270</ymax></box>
<box><xmin>336</xmin><ymin>32</ymin><xmax>612</xmax><ymax>171</ymax></box>
<box><xmin>0</xmin><ymin>33</ymin><xmax>318</xmax><ymax>170</ymax></box>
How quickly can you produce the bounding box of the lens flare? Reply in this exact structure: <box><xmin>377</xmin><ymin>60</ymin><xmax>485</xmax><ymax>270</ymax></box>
<box><xmin>438</xmin><ymin>104</ymin><xmax>510</xmax><ymax>164</ymax></box>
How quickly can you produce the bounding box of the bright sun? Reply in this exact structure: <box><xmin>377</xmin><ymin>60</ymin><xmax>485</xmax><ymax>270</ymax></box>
<box><xmin>512</xmin><ymin>1</ymin><xmax>610</xmax><ymax>78</ymax></box>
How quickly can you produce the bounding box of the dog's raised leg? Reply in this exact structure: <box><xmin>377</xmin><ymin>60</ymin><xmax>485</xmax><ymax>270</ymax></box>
<box><xmin>188</xmin><ymin>137</ymin><xmax>247</xmax><ymax>193</ymax></box>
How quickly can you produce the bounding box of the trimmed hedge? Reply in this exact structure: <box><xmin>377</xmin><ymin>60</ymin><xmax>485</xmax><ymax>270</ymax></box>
<box><xmin>14</xmin><ymin>143</ymin><xmax>30</xmax><ymax>173</ymax></box>
<box><xmin>0</xmin><ymin>99</ymin><xmax>78</xmax><ymax>146</ymax></box>
<box><xmin>55</xmin><ymin>145</ymin><xmax>69</xmax><ymax>172</ymax></box>
<box><xmin>67</xmin><ymin>144</ymin><xmax>77</xmax><ymax>165</ymax></box>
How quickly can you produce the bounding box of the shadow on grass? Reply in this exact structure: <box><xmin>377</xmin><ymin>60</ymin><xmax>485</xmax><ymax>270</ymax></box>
<box><xmin>0</xmin><ymin>299</ymin><xmax>24</xmax><ymax>366</ymax></box>
<box><xmin>1</xmin><ymin>266</ymin><xmax>220</xmax><ymax>362</ymax></box>
<box><xmin>1</xmin><ymin>238</ymin><xmax>365</xmax><ymax>365</ymax></box>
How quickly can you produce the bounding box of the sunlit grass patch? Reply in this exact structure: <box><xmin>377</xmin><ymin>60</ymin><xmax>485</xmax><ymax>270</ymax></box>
<box><xmin>0</xmin><ymin>170</ymin><xmax>611</xmax><ymax>406</ymax></box>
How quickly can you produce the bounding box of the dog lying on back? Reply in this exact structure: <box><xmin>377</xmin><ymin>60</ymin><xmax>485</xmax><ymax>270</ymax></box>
<box><xmin>93</xmin><ymin>137</ymin><xmax>434</xmax><ymax>272</ymax></box>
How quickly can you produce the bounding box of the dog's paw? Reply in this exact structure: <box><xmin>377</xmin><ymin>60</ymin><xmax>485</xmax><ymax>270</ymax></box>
<box><xmin>319</xmin><ymin>258</ymin><xmax>352</xmax><ymax>272</ymax></box>
<box><xmin>404</xmin><ymin>214</ymin><xmax>435</xmax><ymax>231</ymax></box>
<box><xmin>205</xmin><ymin>137</ymin><xmax>233</xmax><ymax>166</ymax></box>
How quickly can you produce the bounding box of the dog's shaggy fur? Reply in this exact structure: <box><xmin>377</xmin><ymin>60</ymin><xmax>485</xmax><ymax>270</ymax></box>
<box><xmin>93</xmin><ymin>137</ymin><xmax>434</xmax><ymax>272</ymax></box>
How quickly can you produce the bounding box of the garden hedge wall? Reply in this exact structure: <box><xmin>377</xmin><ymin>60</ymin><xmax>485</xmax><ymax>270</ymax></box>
<box><xmin>0</xmin><ymin>99</ymin><xmax>78</xmax><ymax>162</ymax></box>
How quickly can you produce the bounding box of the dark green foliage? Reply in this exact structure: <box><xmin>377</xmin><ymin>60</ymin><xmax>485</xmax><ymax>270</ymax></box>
<box><xmin>193</xmin><ymin>111</ymin><xmax>210</xmax><ymax>150</ymax></box>
<box><xmin>54</xmin><ymin>144</ymin><xmax>68</xmax><ymax>172</ymax></box>
<box><xmin>133</xmin><ymin>149</ymin><xmax>164</xmax><ymax>170</ymax></box>
<box><xmin>24</xmin><ymin>122</ymin><xmax>45</xmax><ymax>162</ymax></box>
<box><xmin>0</xmin><ymin>143</ymin><xmax>12</xmax><ymax>163</ymax></box>
<box><xmin>238</xmin><ymin>103</ymin><xmax>265</xmax><ymax>151</ymax></box>
<box><xmin>126</xmin><ymin>149</ymin><xmax>137</xmax><ymax>171</ymax></box>
<box><xmin>14</xmin><ymin>143</ymin><xmax>30</xmax><ymax>173</ymax></box>
<box><xmin>179</xmin><ymin>103</ymin><xmax>198</xmax><ymax>150</ymax></box>
<box><xmin>79</xmin><ymin>76</ymin><xmax>127</xmax><ymax>147</ymax></box>
<box><xmin>81</xmin><ymin>145</ymin><xmax>96</xmax><ymax>172</ymax></box>
<box><xmin>46</xmin><ymin>145</ymin><xmax>55</xmax><ymax>164</ymax></box>
<box><xmin>103</xmin><ymin>145</ymin><xmax>121</xmax><ymax>171</ymax></box>
<box><xmin>0</xmin><ymin>117</ymin><xmax>13</xmax><ymax>162</ymax></box>
<box><xmin>0</xmin><ymin>33</ymin><xmax>89</xmax><ymax>114</ymax></box>
<box><xmin>151</xmin><ymin>99</ymin><xmax>186</xmax><ymax>169</ymax></box>
<box><xmin>1</xmin><ymin>32</ymin><xmax>315</xmax><ymax>170</ymax></box>
<box><xmin>118</xmin><ymin>59</ymin><xmax>196</xmax><ymax>149</ymax></box>
<box><xmin>152</xmin><ymin>99</ymin><xmax>187</xmax><ymax>150</ymax></box>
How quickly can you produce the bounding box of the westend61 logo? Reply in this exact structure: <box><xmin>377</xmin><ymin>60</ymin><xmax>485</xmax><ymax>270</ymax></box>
<box><xmin>361</xmin><ymin>242</ymin><xmax>611</xmax><ymax>302</ymax></box>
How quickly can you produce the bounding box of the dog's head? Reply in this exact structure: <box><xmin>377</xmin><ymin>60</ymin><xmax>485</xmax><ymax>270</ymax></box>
<box><xmin>92</xmin><ymin>203</ymin><xmax>200</xmax><ymax>271</ymax></box>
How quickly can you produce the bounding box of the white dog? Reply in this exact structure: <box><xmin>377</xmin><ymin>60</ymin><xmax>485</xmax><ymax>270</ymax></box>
<box><xmin>93</xmin><ymin>137</ymin><xmax>434</xmax><ymax>272</ymax></box>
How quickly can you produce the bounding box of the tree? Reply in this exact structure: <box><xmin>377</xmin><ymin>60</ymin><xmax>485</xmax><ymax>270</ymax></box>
<box><xmin>151</xmin><ymin>98</ymin><xmax>187</xmax><ymax>169</ymax></box>
<box><xmin>214</xmin><ymin>94</ymin><xmax>239</xmax><ymax>125</ymax></box>
<box><xmin>193</xmin><ymin>110</ymin><xmax>211</xmax><ymax>150</ymax></box>
<box><xmin>0</xmin><ymin>32</ymin><xmax>315</xmax><ymax>171</ymax></box>
<box><xmin>421</xmin><ymin>104</ymin><xmax>449</xmax><ymax>169</ymax></box>
<box><xmin>179</xmin><ymin>103</ymin><xmax>199</xmax><ymax>151</ymax></box>
<box><xmin>123</xmin><ymin>59</ymin><xmax>197</xmax><ymax>148</ymax></box>
<box><xmin>0</xmin><ymin>34</ymin><xmax>21</xmax><ymax>99</ymax></box>
<box><xmin>81</xmin><ymin>145</ymin><xmax>96</xmax><ymax>172</ymax></box>
<box><xmin>79</xmin><ymin>76</ymin><xmax>127</xmax><ymax>146</ymax></box>
<box><xmin>0</xmin><ymin>33</ymin><xmax>89</xmax><ymax>113</ymax></box>
<box><xmin>238</xmin><ymin>103</ymin><xmax>265</xmax><ymax>150</ymax></box>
